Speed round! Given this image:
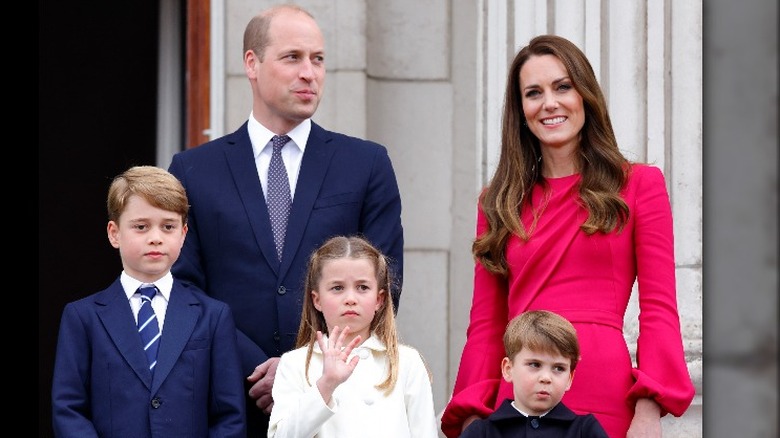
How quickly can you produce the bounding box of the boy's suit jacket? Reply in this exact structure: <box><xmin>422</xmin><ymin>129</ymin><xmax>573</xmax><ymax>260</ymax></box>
<box><xmin>52</xmin><ymin>277</ymin><xmax>246</xmax><ymax>438</ymax></box>
<box><xmin>459</xmin><ymin>399</ymin><xmax>609</xmax><ymax>438</ymax></box>
<box><xmin>167</xmin><ymin>121</ymin><xmax>404</xmax><ymax>374</ymax></box>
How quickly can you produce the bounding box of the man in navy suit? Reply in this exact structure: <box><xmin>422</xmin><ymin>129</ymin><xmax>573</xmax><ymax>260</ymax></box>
<box><xmin>168</xmin><ymin>4</ymin><xmax>404</xmax><ymax>436</ymax></box>
<box><xmin>52</xmin><ymin>166</ymin><xmax>246</xmax><ymax>437</ymax></box>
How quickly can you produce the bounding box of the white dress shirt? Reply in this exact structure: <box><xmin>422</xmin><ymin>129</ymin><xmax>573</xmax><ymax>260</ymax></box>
<box><xmin>120</xmin><ymin>271</ymin><xmax>173</xmax><ymax>331</ymax></box>
<box><xmin>248</xmin><ymin>112</ymin><xmax>309</xmax><ymax>200</ymax></box>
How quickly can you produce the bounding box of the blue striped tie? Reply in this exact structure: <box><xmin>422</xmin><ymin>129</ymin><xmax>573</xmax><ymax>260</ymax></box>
<box><xmin>137</xmin><ymin>285</ymin><xmax>161</xmax><ymax>373</ymax></box>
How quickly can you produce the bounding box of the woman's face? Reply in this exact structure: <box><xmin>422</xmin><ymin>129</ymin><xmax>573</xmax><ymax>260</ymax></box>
<box><xmin>519</xmin><ymin>54</ymin><xmax>585</xmax><ymax>152</ymax></box>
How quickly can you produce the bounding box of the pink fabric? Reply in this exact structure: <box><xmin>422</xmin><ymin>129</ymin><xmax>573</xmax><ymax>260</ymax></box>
<box><xmin>441</xmin><ymin>165</ymin><xmax>694</xmax><ymax>438</ymax></box>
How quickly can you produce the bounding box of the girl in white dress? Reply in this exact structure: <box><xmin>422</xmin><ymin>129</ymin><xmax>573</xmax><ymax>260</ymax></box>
<box><xmin>268</xmin><ymin>236</ymin><xmax>438</xmax><ymax>438</ymax></box>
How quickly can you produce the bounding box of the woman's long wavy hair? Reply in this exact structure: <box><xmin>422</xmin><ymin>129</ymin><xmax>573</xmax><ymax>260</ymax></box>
<box><xmin>296</xmin><ymin>235</ymin><xmax>400</xmax><ymax>395</ymax></box>
<box><xmin>474</xmin><ymin>34</ymin><xmax>630</xmax><ymax>277</ymax></box>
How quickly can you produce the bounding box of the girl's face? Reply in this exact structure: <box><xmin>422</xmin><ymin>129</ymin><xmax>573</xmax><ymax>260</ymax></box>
<box><xmin>501</xmin><ymin>347</ymin><xmax>574</xmax><ymax>416</ymax></box>
<box><xmin>312</xmin><ymin>257</ymin><xmax>384</xmax><ymax>343</ymax></box>
<box><xmin>519</xmin><ymin>54</ymin><xmax>585</xmax><ymax>153</ymax></box>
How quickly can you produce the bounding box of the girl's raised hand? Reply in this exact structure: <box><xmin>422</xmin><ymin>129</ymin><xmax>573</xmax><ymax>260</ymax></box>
<box><xmin>315</xmin><ymin>326</ymin><xmax>362</xmax><ymax>405</ymax></box>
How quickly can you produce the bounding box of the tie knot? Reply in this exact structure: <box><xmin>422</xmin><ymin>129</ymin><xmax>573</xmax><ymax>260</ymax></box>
<box><xmin>272</xmin><ymin>135</ymin><xmax>290</xmax><ymax>151</ymax></box>
<box><xmin>138</xmin><ymin>285</ymin><xmax>158</xmax><ymax>301</ymax></box>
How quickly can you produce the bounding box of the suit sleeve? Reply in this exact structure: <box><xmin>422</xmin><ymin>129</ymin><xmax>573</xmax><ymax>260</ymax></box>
<box><xmin>360</xmin><ymin>146</ymin><xmax>404</xmax><ymax>312</ymax></box>
<box><xmin>208</xmin><ymin>303</ymin><xmax>248</xmax><ymax>437</ymax></box>
<box><xmin>627</xmin><ymin>165</ymin><xmax>695</xmax><ymax>416</ymax></box>
<box><xmin>51</xmin><ymin>303</ymin><xmax>100</xmax><ymax>438</ymax></box>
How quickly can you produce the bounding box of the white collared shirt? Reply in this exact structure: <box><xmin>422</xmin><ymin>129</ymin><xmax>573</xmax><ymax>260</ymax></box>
<box><xmin>248</xmin><ymin>113</ymin><xmax>310</xmax><ymax>200</ymax></box>
<box><xmin>121</xmin><ymin>271</ymin><xmax>172</xmax><ymax>331</ymax></box>
<box><xmin>511</xmin><ymin>400</ymin><xmax>551</xmax><ymax>418</ymax></box>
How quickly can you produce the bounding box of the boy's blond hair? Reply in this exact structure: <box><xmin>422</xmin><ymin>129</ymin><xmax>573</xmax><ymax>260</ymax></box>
<box><xmin>107</xmin><ymin>165</ymin><xmax>189</xmax><ymax>224</ymax></box>
<box><xmin>504</xmin><ymin>310</ymin><xmax>580</xmax><ymax>371</ymax></box>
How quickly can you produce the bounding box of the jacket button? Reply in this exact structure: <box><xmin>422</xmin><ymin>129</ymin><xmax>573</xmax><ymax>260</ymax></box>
<box><xmin>530</xmin><ymin>418</ymin><xmax>539</xmax><ymax>428</ymax></box>
<box><xmin>273</xmin><ymin>331</ymin><xmax>281</xmax><ymax>342</ymax></box>
<box><xmin>277</xmin><ymin>286</ymin><xmax>286</xmax><ymax>295</ymax></box>
<box><xmin>151</xmin><ymin>397</ymin><xmax>162</xmax><ymax>409</ymax></box>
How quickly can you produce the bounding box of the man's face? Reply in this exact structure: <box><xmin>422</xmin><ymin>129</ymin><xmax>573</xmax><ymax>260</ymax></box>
<box><xmin>246</xmin><ymin>9</ymin><xmax>325</xmax><ymax>133</ymax></box>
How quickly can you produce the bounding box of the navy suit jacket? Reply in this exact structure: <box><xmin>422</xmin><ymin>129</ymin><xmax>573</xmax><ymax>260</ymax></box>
<box><xmin>51</xmin><ymin>277</ymin><xmax>246</xmax><ymax>438</ymax></box>
<box><xmin>168</xmin><ymin>121</ymin><xmax>404</xmax><ymax>374</ymax></box>
<box><xmin>460</xmin><ymin>399</ymin><xmax>609</xmax><ymax>438</ymax></box>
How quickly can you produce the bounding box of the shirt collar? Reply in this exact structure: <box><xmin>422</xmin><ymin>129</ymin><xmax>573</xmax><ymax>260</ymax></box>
<box><xmin>247</xmin><ymin>112</ymin><xmax>310</xmax><ymax>158</ymax></box>
<box><xmin>120</xmin><ymin>271</ymin><xmax>173</xmax><ymax>302</ymax></box>
<box><xmin>511</xmin><ymin>400</ymin><xmax>551</xmax><ymax>418</ymax></box>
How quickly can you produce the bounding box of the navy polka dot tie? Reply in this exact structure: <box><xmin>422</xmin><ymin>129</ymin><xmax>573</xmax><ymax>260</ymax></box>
<box><xmin>268</xmin><ymin>135</ymin><xmax>292</xmax><ymax>260</ymax></box>
<box><xmin>137</xmin><ymin>284</ymin><xmax>160</xmax><ymax>373</ymax></box>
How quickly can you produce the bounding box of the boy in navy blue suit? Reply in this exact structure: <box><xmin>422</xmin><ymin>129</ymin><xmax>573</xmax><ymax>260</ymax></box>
<box><xmin>52</xmin><ymin>166</ymin><xmax>246</xmax><ymax>437</ymax></box>
<box><xmin>459</xmin><ymin>310</ymin><xmax>608</xmax><ymax>438</ymax></box>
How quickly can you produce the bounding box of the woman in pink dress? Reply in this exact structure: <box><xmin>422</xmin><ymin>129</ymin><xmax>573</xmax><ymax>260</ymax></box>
<box><xmin>440</xmin><ymin>35</ymin><xmax>694</xmax><ymax>438</ymax></box>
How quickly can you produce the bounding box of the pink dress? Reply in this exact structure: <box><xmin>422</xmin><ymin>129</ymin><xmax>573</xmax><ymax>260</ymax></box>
<box><xmin>441</xmin><ymin>164</ymin><xmax>694</xmax><ymax>438</ymax></box>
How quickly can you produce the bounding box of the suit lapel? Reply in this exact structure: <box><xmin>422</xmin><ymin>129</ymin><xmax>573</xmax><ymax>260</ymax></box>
<box><xmin>279</xmin><ymin>123</ymin><xmax>336</xmax><ymax>279</ymax></box>
<box><xmin>223</xmin><ymin>124</ymin><xmax>280</xmax><ymax>271</ymax></box>
<box><xmin>221</xmin><ymin>122</ymin><xmax>337</xmax><ymax>278</ymax></box>
<box><xmin>150</xmin><ymin>281</ymin><xmax>200</xmax><ymax>393</ymax></box>
<box><xmin>96</xmin><ymin>279</ymin><xmax>154</xmax><ymax>389</ymax></box>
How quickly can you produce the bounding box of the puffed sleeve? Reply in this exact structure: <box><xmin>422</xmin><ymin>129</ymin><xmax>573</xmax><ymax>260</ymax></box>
<box><xmin>626</xmin><ymin>165</ymin><xmax>695</xmax><ymax>416</ymax></box>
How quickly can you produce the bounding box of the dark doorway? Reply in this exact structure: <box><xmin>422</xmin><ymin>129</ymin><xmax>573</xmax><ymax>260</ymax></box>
<box><xmin>39</xmin><ymin>1</ymin><xmax>162</xmax><ymax>435</ymax></box>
